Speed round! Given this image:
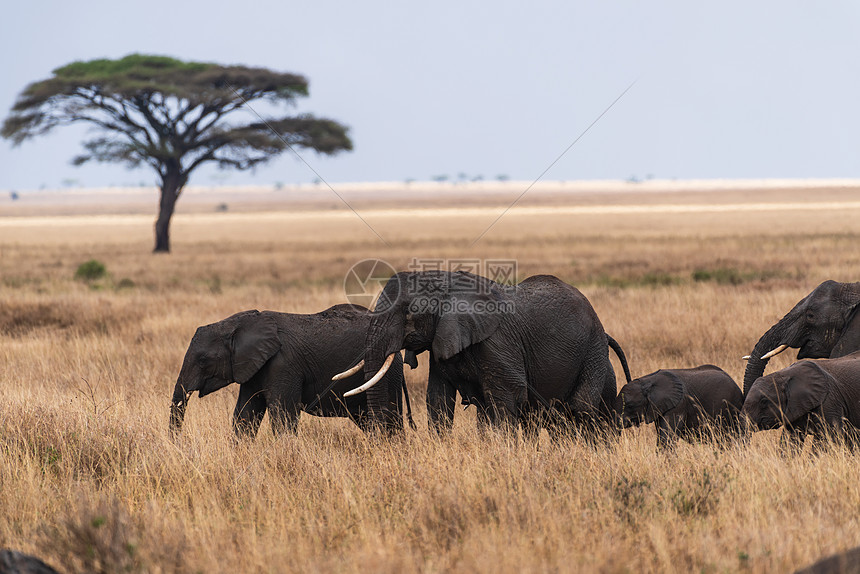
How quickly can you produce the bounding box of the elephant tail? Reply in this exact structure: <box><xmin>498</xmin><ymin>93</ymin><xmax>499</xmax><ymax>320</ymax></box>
<box><xmin>402</xmin><ymin>378</ymin><xmax>417</xmax><ymax>431</ymax></box>
<box><xmin>606</xmin><ymin>334</ymin><xmax>632</xmax><ymax>383</ymax></box>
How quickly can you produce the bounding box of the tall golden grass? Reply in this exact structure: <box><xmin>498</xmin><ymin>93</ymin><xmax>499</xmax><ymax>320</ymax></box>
<box><xmin>1</xmin><ymin>190</ymin><xmax>859</xmax><ymax>573</ymax></box>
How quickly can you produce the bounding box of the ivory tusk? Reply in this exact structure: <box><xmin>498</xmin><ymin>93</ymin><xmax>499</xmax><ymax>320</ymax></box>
<box><xmin>742</xmin><ymin>355</ymin><xmax>751</xmax><ymax>361</ymax></box>
<box><xmin>761</xmin><ymin>344</ymin><xmax>789</xmax><ymax>360</ymax></box>
<box><xmin>343</xmin><ymin>354</ymin><xmax>395</xmax><ymax>397</ymax></box>
<box><xmin>332</xmin><ymin>360</ymin><xmax>365</xmax><ymax>381</ymax></box>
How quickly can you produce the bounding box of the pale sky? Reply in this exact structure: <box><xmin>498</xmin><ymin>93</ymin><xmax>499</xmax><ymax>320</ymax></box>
<box><xmin>2</xmin><ymin>1</ymin><xmax>859</xmax><ymax>190</ymax></box>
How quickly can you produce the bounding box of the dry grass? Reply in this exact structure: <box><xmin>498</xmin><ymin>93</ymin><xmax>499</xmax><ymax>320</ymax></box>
<box><xmin>1</xmin><ymin>186</ymin><xmax>860</xmax><ymax>572</ymax></box>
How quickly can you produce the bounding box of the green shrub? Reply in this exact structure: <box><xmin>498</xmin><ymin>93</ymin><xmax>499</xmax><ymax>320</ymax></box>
<box><xmin>74</xmin><ymin>260</ymin><xmax>107</xmax><ymax>282</ymax></box>
<box><xmin>595</xmin><ymin>272</ymin><xmax>681</xmax><ymax>289</ymax></box>
<box><xmin>115</xmin><ymin>278</ymin><xmax>136</xmax><ymax>290</ymax></box>
<box><xmin>692</xmin><ymin>268</ymin><xmax>744</xmax><ymax>285</ymax></box>
<box><xmin>692</xmin><ymin>267</ymin><xmax>792</xmax><ymax>286</ymax></box>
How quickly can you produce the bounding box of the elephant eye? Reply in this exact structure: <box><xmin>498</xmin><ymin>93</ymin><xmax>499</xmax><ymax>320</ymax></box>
<box><xmin>806</xmin><ymin>312</ymin><xmax>815</xmax><ymax>322</ymax></box>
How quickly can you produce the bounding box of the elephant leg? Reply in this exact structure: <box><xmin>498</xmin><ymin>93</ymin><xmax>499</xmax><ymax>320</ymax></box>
<box><xmin>846</xmin><ymin>422</ymin><xmax>860</xmax><ymax>452</ymax></box>
<box><xmin>715</xmin><ymin>413</ymin><xmax>748</xmax><ymax>448</ymax></box>
<box><xmin>808</xmin><ymin>419</ymin><xmax>837</xmax><ymax>455</ymax></box>
<box><xmin>353</xmin><ymin>411</ymin><xmax>370</xmax><ymax>434</ymax></box>
<box><xmin>233</xmin><ymin>379</ymin><xmax>267</xmax><ymax>439</ymax></box>
<box><xmin>266</xmin><ymin>373</ymin><xmax>303</xmax><ymax>436</ymax></box>
<box><xmin>546</xmin><ymin>407</ymin><xmax>577</xmax><ymax>444</ymax></box>
<box><xmin>780</xmin><ymin>414</ymin><xmax>809</xmax><ymax>456</ymax></box>
<box><xmin>426</xmin><ymin>364</ymin><xmax>457</xmax><ymax>436</ymax></box>
<box><xmin>835</xmin><ymin>417</ymin><xmax>860</xmax><ymax>451</ymax></box>
<box><xmin>520</xmin><ymin>405</ymin><xmax>542</xmax><ymax>443</ymax></box>
<box><xmin>384</xmin><ymin>373</ymin><xmax>405</xmax><ymax>435</ymax></box>
<box><xmin>366</xmin><ymin>356</ymin><xmax>406</xmax><ymax>436</ymax></box>
<box><xmin>475</xmin><ymin>404</ymin><xmax>491</xmax><ymax>437</ymax></box>
<box><xmin>598</xmin><ymin>362</ymin><xmax>620</xmax><ymax>439</ymax></box>
<box><xmin>724</xmin><ymin>410</ymin><xmax>748</xmax><ymax>444</ymax></box>
<box><xmin>569</xmin><ymin>354</ymin><xmax>610</xmax><ymax>441</ymax></box>
<box><xmin>781</xmin><ymin>427</ymin><xmax>807</xmax><ymax>455</ymax></box>
<box><xmin>833</xmin><ymin>418</ymin><xmax>849</xmax><ymax>451</ymax></box>
<box><xmin>483</xmin><ymin>385</ymin><xmax>521</xmax><ymax>435</ymax></box>
<box><xmin>737</xmin><ymin>414</ymin><xmax>752</xmax><ymax>447</ymax></box>
<box><xmin>655</xmin><ymin>417</ymin><xmax>677</xmax><ymax>449</ymax></box>
<box><xmin>479</xmin><ymin>360</ymin><xmax>528</xmax><ymax>436</ymax></box>
<box><xmin>268</xmin><ymin>400</ymin><xmax>301</xmax><ymax>436</ymax></box>
<box><xmin>814</xmin><ymin>415</ymin><xmax>848</xmax><ymax>453</ymax></box>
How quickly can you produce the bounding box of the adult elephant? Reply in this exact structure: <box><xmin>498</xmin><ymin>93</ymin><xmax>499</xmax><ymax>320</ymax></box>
<box><xmin>169</xmin><ymin>306</ymin><xmax>412</xmax><ymax>439</ymax></box>
<box><xmin>743</xmin><ymin>280</ymin><xmax>860</xmax><ymax>396</ymax></box>
<box><xmin>333</xmin><ymin>271</ymin><xmax>631</xmax><ymax>436</ymax></box>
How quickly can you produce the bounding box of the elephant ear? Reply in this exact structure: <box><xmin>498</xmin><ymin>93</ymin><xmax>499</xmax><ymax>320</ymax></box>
<box><xmin>832</xmin><ymin>301</ymin><xmax>860</xmax><ymax>358</ymax></box>
<box><xmin>430</xmin><ymin>279</ymin><xmax>507</xmax><ymax>360</ymax></box>
<box><xmin>836</xmin><ymin>281</ymin><xmax>860</xmax><ymax>310</ymax></box>
<box><xmin>641</xmin><ymin>371</ymin><xmax>685</xmax><ymax>423</ymax></box>
<box><xmin>231</xmin><ymin>312</ymin><xmax>281</xmax><ymax>384</ymax></box>
<box><xmin>784</xmin><ymin>361</ymin><xmax>831</xmax><ymax>423</ymax></box>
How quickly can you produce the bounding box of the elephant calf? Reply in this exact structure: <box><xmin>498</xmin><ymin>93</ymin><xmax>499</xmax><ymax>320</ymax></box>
<box><xmin>170</xmin><ymin>306</ymin><xmax>412</xmax><ymax>439</ymax></box>
<box><xmin>614</xmin><ymin>365</ymin><xmax>745</xmax><ymax>447</ymax></box>
<box><xmin>744</xmin><ymin>351</ymin><xmax>860</xmax><ymax>450</ymax></box>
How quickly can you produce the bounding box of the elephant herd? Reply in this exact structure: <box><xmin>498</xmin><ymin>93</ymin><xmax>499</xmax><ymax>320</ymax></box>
<box><xmin>170</xmin><ymin>273</ymin><xmax>860</xmax><ymax>450</ymax></box>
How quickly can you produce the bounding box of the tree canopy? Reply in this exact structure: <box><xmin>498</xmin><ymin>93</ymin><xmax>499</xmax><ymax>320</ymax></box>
<box><xmin>2</xmin><ymin>54</ymin><xmax>353</xmax><ymax>252</ymax></box>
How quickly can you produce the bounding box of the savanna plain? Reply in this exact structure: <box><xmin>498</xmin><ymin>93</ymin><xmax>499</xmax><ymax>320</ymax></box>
<box><xmin>1</xmin><ymin>184</ymin><xmax>860</xmax><ymax>573</ymax></box>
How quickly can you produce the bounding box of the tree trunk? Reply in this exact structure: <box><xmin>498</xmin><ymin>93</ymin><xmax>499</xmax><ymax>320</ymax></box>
<box><xmin>154</xmin><ymin>171</ymin><xmax>183</xmax><ymax>253</ymax></box>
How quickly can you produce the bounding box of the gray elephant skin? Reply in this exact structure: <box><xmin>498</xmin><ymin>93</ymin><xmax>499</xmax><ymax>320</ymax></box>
<box><xmin>794</xmin><ymin>545</ymin><xmax>860</xmax><ymax>574</ymax></box>
<box><xmin>614</xmin><ymin>365</ymin><xmax>744</xmax><ymax>447</ymax></box>
<box><xmin>335</xmin><ymin>270</ymin><xmax>631</xmax><ymax>436</ymax></box>
<box><xmin>170</xmin><ymin>306</ymin><xmax>410</xmax><ymax>438</ymax></box>
<box><xmin>0</xmin><ymin>550</ymin><xmax>59</xmax><ymax>574</ymax></box>
<box><xmin>744</xmin><ymin>351</ymin><xmax>860</xmax><ymax>448</ymax></box>
<box><xmin>744</xmin><ymin>280</ymin><xmax>860</xmax><ymax>396</ymax></box>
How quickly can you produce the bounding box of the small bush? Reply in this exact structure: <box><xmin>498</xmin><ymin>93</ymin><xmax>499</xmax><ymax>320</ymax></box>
<box><xmin>0</xmin><ymin>300</ymin><xmax>114</xmax><ymax>337</ymax></box>
<box><xmin>40</xmin><ymin>496</ymin><xmax>187</xmax><ymax>574</ymax></box>
<box><xmin>74</xmin><ymin>260</ymin><xmax>107</xmax><ymax>282</ymax></box>
<box><xmin>595</xmin><ymin>272</ymin><xmax>681</xmax><ymax>289</ymax></box>
<box><xmin>670</xmin><ymin>469</ymin><xmax>728</xmax><ymax>517</ymax></box>
<box><xmin>692</xmin><ymin>267</ymin><xmax>745</xmax><ymax>285</ymax></box>
<box><xmin>610</xmin><ymin>476</ymin><xmax>653</xmax><ymax>524</ymax></box>
<box><xmin>115</xmin><ymin>278</ymin><xmax>135</xmax><ymax>290</ymax></box>
<box><xmin>692</xmin><ymin>267</ymin><xmax>792</xmax><ymax>286</ymax></box>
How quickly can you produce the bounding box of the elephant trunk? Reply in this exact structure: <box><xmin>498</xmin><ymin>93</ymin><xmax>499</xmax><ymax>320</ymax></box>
<box><xmin>361</xmin><ymin>308</ymin><xmax>406</xmax><ymax>426</ymax></box>
<box><xmin>743</xmin><ymin>320</ymin><xmax>791</xmax><ymax>397</ymax></box>
<box><xmin>169</xmin><ymin>379</ymin><xmax>190</xmax><ymax>438</ymax></box>
<box><xmin>612</xmin><ymin>395</ymin><xmax>631</xmax><ymax>429</ymax></box>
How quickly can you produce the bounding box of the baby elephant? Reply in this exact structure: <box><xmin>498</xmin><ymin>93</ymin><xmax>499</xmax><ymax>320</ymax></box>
<box><xmin>744</xmin><ymin>351</ymin><xmax>860</xmax><ymax>450</ymax></box>
<box><xmin>615</xmin><ymin>365</ymin><xmax>745</xmax><ymax>447</ymax></box>
<box><xmin>170</xmin><ymin>305</ymin><xmax>412</xmax><ymax>439</ymax></box>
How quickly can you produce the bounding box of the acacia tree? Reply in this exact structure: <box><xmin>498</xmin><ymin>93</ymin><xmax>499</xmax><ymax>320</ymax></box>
<box><xmin>1</xmin><ymin>54</ymin><xmax>353</xmax><ymax>252</ymax></box>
